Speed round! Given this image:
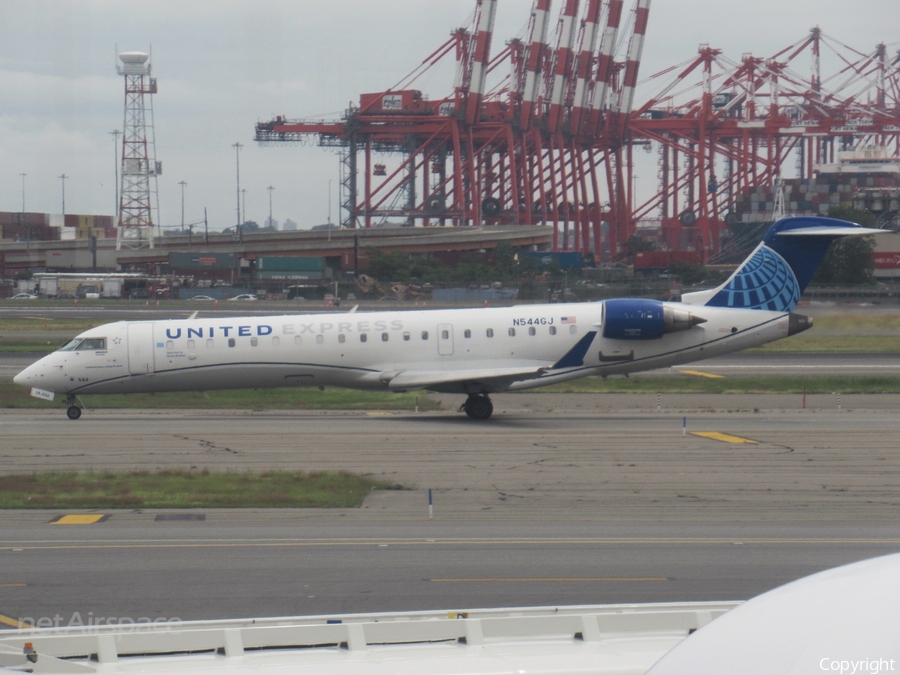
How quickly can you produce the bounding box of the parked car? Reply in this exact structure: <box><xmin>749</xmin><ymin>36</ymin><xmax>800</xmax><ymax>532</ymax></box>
<box><xmin>10</xmin><ymin>293</ymin><xmax>38</xmax><ymax>300</ymax></box>
<box><xmin>189</xmin><ymin>295</ymin><xmax>216</xmax><ymax>301</ymax></box>
<box><xmin>227</xmin><ymin>294</ymin><xmax>258</xmax><ymax>301</ymax></box>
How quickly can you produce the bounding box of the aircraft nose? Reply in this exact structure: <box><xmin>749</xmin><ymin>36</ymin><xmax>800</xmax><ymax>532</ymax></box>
<box><xmin>14</xmin><ymin>363</ymin><xmax>36</xmax><ymax>387</ymax></box>
<box><xmin>14</xmin><ymin>359</ymin><xmax>51</xmax><ymax>388</ymax></box>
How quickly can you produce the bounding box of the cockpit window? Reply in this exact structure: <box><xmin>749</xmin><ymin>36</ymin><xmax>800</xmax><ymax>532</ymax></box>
<box><xmin>77</xmin><ymin>338</ymin><xmax>106</xmax><ymax>351</ymax></box>
<box><xmin>59</xmin><ymin>337</ymin><xmax>106</xmax><ymax>352</ymax></box>
<box><xmin>58</xmin><ymin>338</ymin><xmax>82</xmax><ymax>351</ymax></box>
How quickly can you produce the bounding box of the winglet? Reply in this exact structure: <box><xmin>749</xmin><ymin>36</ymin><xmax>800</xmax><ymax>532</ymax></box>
<box><xmin>552</xmin><ymin>331</ymin><xmax>597</xmax><ymax>370</ymax></box>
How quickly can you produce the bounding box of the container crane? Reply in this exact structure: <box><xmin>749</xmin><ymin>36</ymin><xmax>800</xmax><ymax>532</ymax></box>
<box><xmin>254</xmin><ymin>2</ymin><xmax>900</xmax><ymax>264</ymax></box>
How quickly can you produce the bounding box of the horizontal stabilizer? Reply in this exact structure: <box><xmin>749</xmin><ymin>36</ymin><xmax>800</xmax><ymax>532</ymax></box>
<box><xmin>776</xmin><ymin>226</ymin><xmax>883</xmax><ymax>237</ymax></box>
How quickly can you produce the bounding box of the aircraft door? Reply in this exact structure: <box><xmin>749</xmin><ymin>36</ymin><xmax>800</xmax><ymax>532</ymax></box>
<box><xmin>127</xmin><ymin>323</ymin><xmax>155</xmax><ymax>375</ymax></box>
<box><xmin>437</xmin><ymin>323</ymin><xmax>454</xmax><ymax>356</ymax></box>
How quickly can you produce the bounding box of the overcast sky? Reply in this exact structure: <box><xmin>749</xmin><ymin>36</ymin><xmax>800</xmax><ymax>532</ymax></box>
<box><xmin>1</xmin><ymin>0</ymin><xmax>897</xmax><ymax>231</ymax></box>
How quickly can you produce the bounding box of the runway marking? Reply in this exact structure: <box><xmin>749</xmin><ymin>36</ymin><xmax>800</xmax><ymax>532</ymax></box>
<box><xmin>0</xmin><ymin>613</ymin><xmax>30</xmax><ymax>629</ymax></box>
<box><xmin>1</xmin><ymin>537</ymin><xmax>899</xmax><ymax>551</ymax></box>
<box><xmin>429</xmin><ymin>577</ymin><xmax>669</xmax><ymax>583</ymax></box>
<box><xmin>677</xmin><ymin>369</ymin><xmax>725</xmax><ymax>379</ymax></box>
<box><xmin>50</xmin><ymin>515</ymin><xmax>108</xmax><ymax>525</ymax></box>
<box><xmin>691</xmin><ymin>431</ymin><xmax>758</xmax><ymax>444</ymax></box>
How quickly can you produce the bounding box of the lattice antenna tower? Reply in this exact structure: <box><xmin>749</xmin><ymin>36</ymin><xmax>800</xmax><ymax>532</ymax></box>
<box><xmin>116</xmin><ymin>51</ymin><xmax>161</xmax><ymax>250</ymax></box>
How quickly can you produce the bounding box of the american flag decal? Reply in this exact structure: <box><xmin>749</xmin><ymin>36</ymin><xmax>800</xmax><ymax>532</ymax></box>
<box><xmin>561</xmin><ymin>316</ymin><xmax>576</xmax><ymax>325</ymax></box>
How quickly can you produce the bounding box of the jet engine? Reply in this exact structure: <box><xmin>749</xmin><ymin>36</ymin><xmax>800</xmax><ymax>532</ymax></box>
<box><xmin>601</xmin><ymin>299</ymin><xmax>707</xmax><ymax>340</ymax></box>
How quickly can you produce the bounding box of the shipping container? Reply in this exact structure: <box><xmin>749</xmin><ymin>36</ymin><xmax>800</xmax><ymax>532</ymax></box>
<box><xmin>256</xmin><ymin>256</ymin><xmax>326</xmax><ymax>272</ymax></box>
<box><xmin>520</xmin><ymin>251</ymin><xmax>584</xmax><ymax>270</ymax></box>
<box><xmin>169</xmin><ymin>252</ymin><xmax>238</xmax><ymax>270</ymax></box>
<box><xmin>257</xmin><ymin>271</ymin><xmax>324</xmax><ymax>280</ymax></box>
<box><xmin>633</xmin><ymin>250</ymin><xmax>703</xmax><ymax>270</ymax></box>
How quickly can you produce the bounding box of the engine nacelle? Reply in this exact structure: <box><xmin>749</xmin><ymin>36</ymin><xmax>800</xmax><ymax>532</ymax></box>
<box><xmin>602</xmin><ymin>299</ymin><xmax>707</xmax><ymax>340</ymax></box>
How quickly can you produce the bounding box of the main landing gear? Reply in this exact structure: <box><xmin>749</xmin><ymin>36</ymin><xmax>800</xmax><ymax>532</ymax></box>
<box><xmin>66</xmin><ymin>395</ymin><xmax>82</xmax><ymax>420</ymax></box>
<box><xmin>462</xmin><ymin>394</ymin><xmax>493</xmax><ymax>421</ymax></box>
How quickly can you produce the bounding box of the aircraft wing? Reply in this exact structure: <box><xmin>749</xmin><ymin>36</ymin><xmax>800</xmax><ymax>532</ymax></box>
<box><xmin>383</xmin><ymin>366</ymin><xmax>549</xmax><ymax>392</ymax></box>
<box><xmin>381</xmin><ymin>331</ymin><xmax>598</xmax><ymax>392</ymax></box>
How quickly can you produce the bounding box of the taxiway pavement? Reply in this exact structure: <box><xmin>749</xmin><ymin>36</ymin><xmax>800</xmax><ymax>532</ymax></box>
<box><xmin>2</xmin><ymin>403</ymin><xmax>900</xmax><ymax>624</ymax></box>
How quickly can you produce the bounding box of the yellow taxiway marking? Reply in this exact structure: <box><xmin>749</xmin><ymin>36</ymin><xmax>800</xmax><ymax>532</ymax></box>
<box><xmin>0</xmin><ymin>584</ymin><xmax>26</xmax><ymax>588</ymax></box>
<box><xmin>677</xmin><ymin>369</ymin><xmax>725</xmax><ymax>379</ymax></box>
<box><xmin>0</xmin><ymin>613</ymin><xmax>30</xmax><ymax>629</ymax></box>
<box><xmin>430</xmin><ymin>577</ymin><xmax>668</xmax><ymax>583</ymax></box>
<box><xmin>52</xmin><ymin>515</ymin><xmax>107</xmax><ymax>525</ymax></box>
<box><xmin>691</xmin><ymin>431</ymin><xmax>758</xmax><ymax>445</ymax></box>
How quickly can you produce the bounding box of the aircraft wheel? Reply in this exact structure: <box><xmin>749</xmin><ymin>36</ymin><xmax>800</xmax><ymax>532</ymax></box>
<box><xmin>464</xmin><ymin>395</ymin><xmax>493</xmax><ymax>420</ymax></box>
<box><xmin>66</xmin><ymin>406</ymin><xmax>82</xmax><ymax>420</ymax></box>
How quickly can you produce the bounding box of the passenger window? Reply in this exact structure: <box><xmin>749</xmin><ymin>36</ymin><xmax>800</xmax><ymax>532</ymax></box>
<box><xmin>338</xmin><ymin>334</ymin><xmax>346</xmax><ymax>344</ymax></box>
<box><xmin>441</xmin><ymin>330</ymin><xmax>449</xmax><ymax>340</ymax></box>
<box><xmin>272</xmin><ymin>336</ymin><xmax>280</xmax><ymax>346</ymax></box>
<box><xmin>294</xmin><ymin>336</ymin><xmax>302</xmax><ymax>346</ymax></box>
<box><xmin>569</xmin><ymin>325</ymin><xmax>578</xmax><ymax>335</ymax></box>
<box><xmin>360</xmin><ymin>333</ymin><xmax>367</xmax><ymax>343</ymax></box>
<box><xmin>403</xmin><ymin>332</ymin><xmax>410</xmax><ymax>341</ymax></box>
<box><xmin>486</xmin><ymin>328</ymin><xmax>494</xmax><ymax>338</ymax></box>
<box><xmin>250</xmin><ymin>337</ymin><xmax>258</xmax><ymax>347</ymax></box>
<box><xmin>549</xmin><ymin>326</ymin><xmax>557</xmax><ymax>335</ymax></box>
<box><xmin>228</xmin><ymin>338</ymin><xmax>236</xmax><ymax>348</ymax></box>
<box><xmin>508</xmin><ymin>328</ymin><xmax>516</xmax><ymax>337</ymax></box>
<box><xmin>187</xmin><ymin>339</ymin><xmax>195</xmax><ymax>349</ymax></box>
<box><xmin>422</xmin><ymin>331</ymin><xmax>429</xmax><ymax>340</ymax></box>
<box><xmin>206</xmin><ymin>339</ymin><xmax>214</xmax><ymax>348</ymax></box>
<box><xmin>77</xmin><ymin>338</ymin><xmax>106</xmax><ymax>351</ymax></box>
<box><xmin>166</xmin><ymin>340</ymin><xmax>174</xmax><ymax>349</ymax></box>
<box><xmin>382</xmin><ymin>332</ymin><xmax>389</xmax><ymax>342</ymax></box>
<box><xmin>316</xmin><ymin>335</ymin><xmax>324</xmax><ymax>344</ymax></box>
<box><xmin>464</xmin><ymin>329</ymin><xmax>471</xmax><ymax>338</ymax></box>
<box><xmin>528</xmin><ymin>327</ymin><xmax>536</xmax><ymax>336</ymax></box>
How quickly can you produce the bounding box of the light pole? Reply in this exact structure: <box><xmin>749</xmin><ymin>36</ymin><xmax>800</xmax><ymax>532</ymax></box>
<box><xmin>19</xmin><ymin>173</ymin><xmax>26</xmax><ymax>212</ymax></box>
<box><xmin>241</xmin><ymin>188</ymin><xmax>247</xmax><ymax>226</ymax></box>
<box><xmin>178</xmin><ymin>181</ymin><xmax>187</xmax><ymax>233</ymax></box>
<box><xmin>110</xmin><ymin>130</ymin><xmax>121</xmax><ymax>216</ymax></box>
<box><xmin>232</xmin><ymin>142</ymin><xmax>243</xmax><ymax>241</ymax></box>
<box><xmin>59</xmin><ymin>174</ymin><xmax>68</xmax><ymax>215</ymax></box>
<box><xmin>267</xmin><ymin>186</ymin><xmax>274</xmax><ymax>229</ymax></box>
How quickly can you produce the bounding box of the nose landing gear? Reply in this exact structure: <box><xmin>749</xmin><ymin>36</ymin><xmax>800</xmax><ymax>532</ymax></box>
<box><xmin>66</xmin><ymin>395</ymin><xmax>82</xmax><ymax>420</ymax></box>
<box><xmin>462</xmin><ymin>394</ymin><xmax>493</xmax><ymax>420</ymax></box>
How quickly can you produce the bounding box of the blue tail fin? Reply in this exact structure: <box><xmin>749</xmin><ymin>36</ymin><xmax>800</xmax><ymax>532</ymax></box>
<box><xmin>681</xmin><ymin>216</ymin><xmax>879</xmax><ymax>312</ymax></box>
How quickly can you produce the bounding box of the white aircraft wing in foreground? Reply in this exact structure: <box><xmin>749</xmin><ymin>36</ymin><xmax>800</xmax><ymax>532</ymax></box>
<box><xmin>14</xmin><ymin>216</ymin><xmax>881</xmax><ymax>420</ymax></box>
<box><xmin>0</xmin><ymin>553</ymin><xmax>897</xmax><ymax>674</ymax></box>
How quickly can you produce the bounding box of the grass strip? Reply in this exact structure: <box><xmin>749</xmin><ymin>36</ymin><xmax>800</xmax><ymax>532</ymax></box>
<box><xmin>0</xmin><ymin>470</ymin><xmax>405</xmax><ymax>509</ymax></box>
<box><xmin>745</xmin><ymin>336</ymin><xmax>900</xmax><ymax>353</ymax></box>
<box><xmin>0</xmin><ymin>381</ymin><xmax>442</xmax><ymax>411</ymax></box>
<box><xmin>534</xmin><ymin>375</ymin><xmax>900</xmax><ymax>395</ymax></box>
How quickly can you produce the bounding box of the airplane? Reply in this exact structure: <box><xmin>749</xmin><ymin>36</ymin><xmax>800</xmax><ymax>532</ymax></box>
<box><xmin>14</xmin><ymin>215</ymin><xmax>879</xmax><ymax>421</ymax></box>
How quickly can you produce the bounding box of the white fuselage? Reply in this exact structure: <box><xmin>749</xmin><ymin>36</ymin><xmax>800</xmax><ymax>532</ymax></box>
<box><xmin>15</xmin><ymin>302</ymin><xmax>794</xmax><ymax>398</ymax></box>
